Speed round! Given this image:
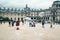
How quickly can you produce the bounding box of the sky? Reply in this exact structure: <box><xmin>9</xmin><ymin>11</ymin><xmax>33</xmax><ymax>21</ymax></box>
<box><xmin>0</xmin><ymin>0</ymin><xmax>57</xmax><ymax>9</ymax></box>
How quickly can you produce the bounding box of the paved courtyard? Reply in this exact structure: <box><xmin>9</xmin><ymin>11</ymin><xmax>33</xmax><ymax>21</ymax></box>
<box><xmin>0</xmin><ymin>22</ymin><xmax>60</xmax><ymax>40</ymax></box>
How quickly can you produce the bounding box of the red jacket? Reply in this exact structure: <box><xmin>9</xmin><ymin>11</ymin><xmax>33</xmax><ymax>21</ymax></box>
<box><xmin>17</xmin><ymin>21</ymin><xmax>20</xmax><ymax>26</ymax></box>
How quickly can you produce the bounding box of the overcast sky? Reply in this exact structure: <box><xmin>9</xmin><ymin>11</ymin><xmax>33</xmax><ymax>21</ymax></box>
<box><xmin>0</xmin><ymin>0</ymin><xmax>57</xmax><ymax>9</ymax></box>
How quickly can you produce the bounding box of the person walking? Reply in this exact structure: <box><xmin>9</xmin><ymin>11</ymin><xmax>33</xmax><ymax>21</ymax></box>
<box><xmin>16</xmin><ymin>21</ymin><xmax>20</xmax><ymax>30</ymax></box>
<box><xmin>42</xmin><ymin>19</ymin><xmax>45</xmax><ymax>28</ymax></box>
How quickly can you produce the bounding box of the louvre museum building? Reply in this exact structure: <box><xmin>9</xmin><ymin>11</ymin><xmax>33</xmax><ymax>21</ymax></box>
<box><xmin>0</xmin><ymin>0</ymin><xmax>60</xmax><ymax>23</ymax></box>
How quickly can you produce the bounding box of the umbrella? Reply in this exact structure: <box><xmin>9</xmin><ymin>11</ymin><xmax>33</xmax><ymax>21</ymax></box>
<box><xmin>24</xmin><ymin>17</ymin><xmax>31</xmax><ymax>20</ymax></box>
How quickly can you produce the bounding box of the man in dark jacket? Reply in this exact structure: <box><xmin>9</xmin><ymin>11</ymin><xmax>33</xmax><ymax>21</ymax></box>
<box><xmin>42</xmin><ymin>19</ymin><xmax>45</xmax><ymax>28</ymax></box>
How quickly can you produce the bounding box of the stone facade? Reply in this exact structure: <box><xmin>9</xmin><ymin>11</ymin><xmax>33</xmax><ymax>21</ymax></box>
<box><xmin>0</xmin><ymin>1</ymin><xmax>60</xmax><ymax>22</ymax></box>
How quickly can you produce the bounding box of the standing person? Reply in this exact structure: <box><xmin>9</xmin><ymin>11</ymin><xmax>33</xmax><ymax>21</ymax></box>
<box><xmin>42</xmin><ymin>19</ymin><xmax>45</xmax><ymax>28</ymax></box>
<box><xmin>12</xmin><ymin>21</ymin><xmax>15</xmax><ymax>27</ymax></box>
<box><xmin>50</xmin><ymin>23</ymin><xmax>52</xmax><ymax>28</ymax></box>
<box><xmin>21</xmin><ymin>18</ymin><xmax>24</xmax><ymax>25</ymax></box>
<box><xmin>9</xmin><ymin>21</ymin><xmax>11</xmax><ymax>26</ymax></box>
<box><xmin>32</xmin><ymin>21</ymin><xmax>35</xmax><ymax>27</ymax></box>
<box><xmin>16</xmin><ymin>21</ymin><xmax>20</xmax><ymax>30</ymax></box>
<box><xmin>50</xmin><ymin>19</ymin><xmax>53</xmax><ymax>28</ymax></box>
<box><xmin>22</xmin><ymin>20</ymin><xmax>24</xmax><ymax>25</ymax></box>
<box><xmin>29</xmin><ymin>21</ymin><xmax>32</xmax><ymax>27</ymax></box>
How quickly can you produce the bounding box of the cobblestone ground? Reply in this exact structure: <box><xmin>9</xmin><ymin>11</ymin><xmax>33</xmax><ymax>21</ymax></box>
<box><xmin>0</xmin><ymin>22</ymin><xmax>60</xmax><ymax>40</ymax></box>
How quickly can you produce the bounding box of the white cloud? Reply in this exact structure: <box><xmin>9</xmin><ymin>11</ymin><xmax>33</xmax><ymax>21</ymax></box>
<box><xmin>0</xmin><ymin>0</ymin><xmax>57</xmax><ymax>9</ymax></box>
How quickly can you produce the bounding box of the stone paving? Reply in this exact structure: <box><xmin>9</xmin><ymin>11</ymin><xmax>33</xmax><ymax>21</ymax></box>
<box><xmin>0</xmin><ymin>22</ymin><xmax>60</xmax><ymax>40</ymax></box>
